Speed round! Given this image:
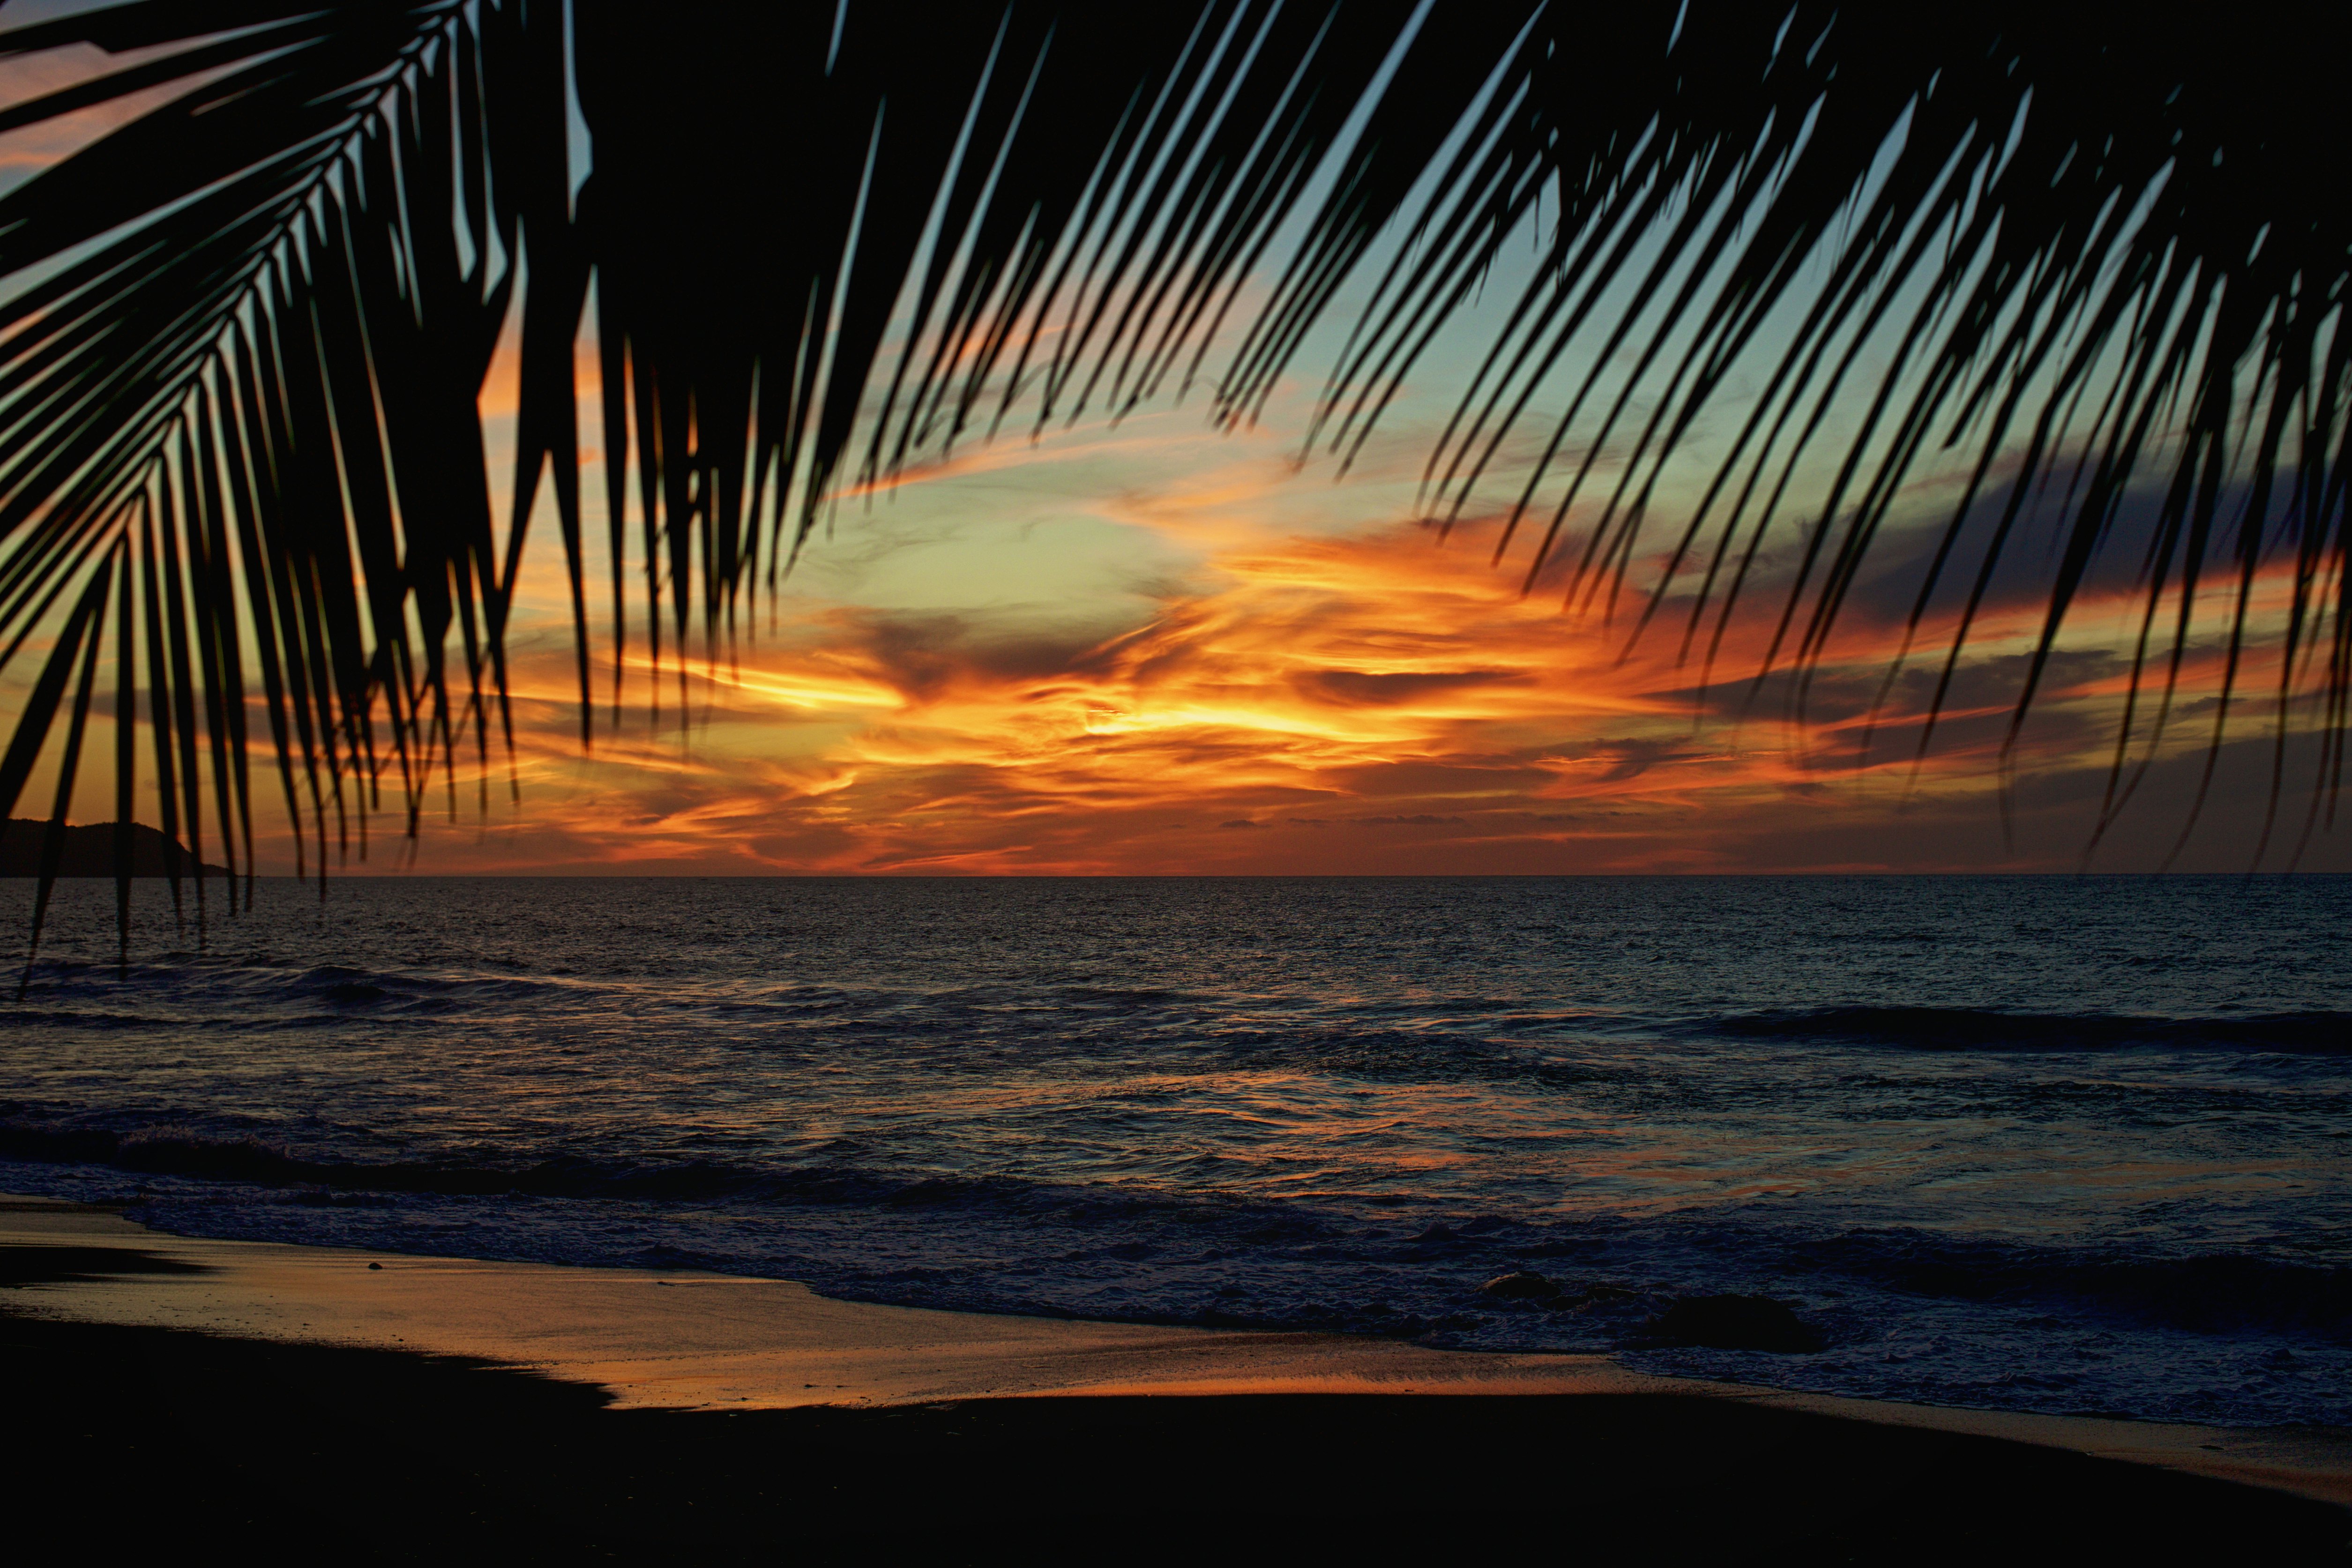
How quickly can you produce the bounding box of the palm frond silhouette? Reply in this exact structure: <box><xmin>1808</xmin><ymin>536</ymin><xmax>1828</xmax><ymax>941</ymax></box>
<box><xmin>0</xmin><ymin>1</ymin><xmax>2341</xmax><ymax>963</ymax></box>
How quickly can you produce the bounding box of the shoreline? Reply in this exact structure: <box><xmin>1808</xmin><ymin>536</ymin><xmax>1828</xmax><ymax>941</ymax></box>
<box><xmin>7</xmin><ymin>1193</ymin><xmax>2351</xmax><ymax>1522</ymax></box>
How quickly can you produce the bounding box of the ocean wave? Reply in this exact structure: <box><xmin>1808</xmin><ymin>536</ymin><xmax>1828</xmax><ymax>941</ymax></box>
<box><xmin>0</xmin><ymin>1005</ymin><xmax>446</xmax><ymax>1033</ymax></box>
<box><xmin>1785</xmin><ymin>1227</ymin><xmax>2352</xmax><ymax>1337</ymax></box>
<box><xmin>0</xmin><ymin>1120</ymin><xmax>1228</xmax><ymax>1217</ymax></box>
<box><xmin>9</xmin><ymin>957</ymin><xmax>597</xmax><ymax>1025</ymax></box>
<box><xmin>1704</xmin><ymin>1005</ymin><xmax>2352</xmax><ymax>1053</ymax></box>
<box><xmin>0</xmin><ymin>1121</ymin><xmax>775</xmax><ymax>1201</ymax></box>
<box><xmin>10</xmin><ymin>1115</ymin><xmax>2345</xmax><ymax>1342</ymax></box>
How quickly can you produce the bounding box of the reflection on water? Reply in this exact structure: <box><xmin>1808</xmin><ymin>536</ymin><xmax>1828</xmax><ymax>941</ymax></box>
<box><xmin>1</xmin><ymin>874</ymin><xmax>2347</xmax><ymax>1423</ymax></box>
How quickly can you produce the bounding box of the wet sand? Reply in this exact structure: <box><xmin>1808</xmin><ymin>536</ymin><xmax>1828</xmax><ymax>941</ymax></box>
<box><xmin>7</xmin><ymin>1195</ymin><xmax>2348</xmax><ymax>1557</ymax></box>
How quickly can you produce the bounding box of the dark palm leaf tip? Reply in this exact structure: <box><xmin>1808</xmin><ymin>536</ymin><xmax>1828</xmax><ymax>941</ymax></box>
<box><xmin>1243</xmin><ymin>2</ymin><xmax>2347</xmax><ymax>837</ymax></box>
<box><xmin>0</xmin><ymin>0</ymin><xmax>1414</xmax><ymax>899</ymax></box>
<box><xmin>0</xmin><ymin>1</ymin><xmax>2341</xmax><ymax>912</ymax></box>
<box><xmin>573</xmin><ymin>2</ymin><xmax>1419</xmax><ymax>694</ymax></box>
<box><xmin>0</xmin><ymin>0</ymin><xmax>529</xmax><ymax>901</ymax></box>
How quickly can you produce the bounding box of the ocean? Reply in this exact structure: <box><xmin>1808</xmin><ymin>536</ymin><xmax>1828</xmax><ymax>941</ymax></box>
<box><xmin>2</xmin><ymin>874</ymin><xmax>2345</xmax><ymax>1426</ymax></box>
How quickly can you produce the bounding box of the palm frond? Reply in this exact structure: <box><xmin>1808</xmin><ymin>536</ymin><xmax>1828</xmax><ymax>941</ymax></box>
<box><xmin>566</xmin><ymin>0</ymin><xmax>1425</xmax><ymax>713</ymax></box>
<box><xmin>1230</xmin><ymin>1</ymin><xmax>2350</xmax><ymax>853</ymax></box>
<box><xmin>0</xmin><ymin>2</ymin><xmax>1424</xmax><ymax>927</ymax></box>
<box><xmin>0</xmin><ymin>0</ymin><xmax>553</xmax><ymax>970</ymax></box>
<box><xmin>0</xmin><ymin>0</ymin><xmax>2343</xmax><ymax>933</ymax></box>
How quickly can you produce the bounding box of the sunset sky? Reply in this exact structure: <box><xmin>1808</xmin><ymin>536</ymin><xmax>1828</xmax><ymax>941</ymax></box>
<box><xmin>1</xmin><ymin>12</ymin><xmax>2340</xmax><ymax>876</ymax></box>
<box><xmin>431</xmin><ymin>336</ymin><xmax>2336</xmax><ymax>875</ymax></box>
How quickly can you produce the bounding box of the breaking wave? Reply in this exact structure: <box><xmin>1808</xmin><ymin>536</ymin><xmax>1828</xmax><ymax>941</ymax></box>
<box><xmin>1705</xmin><ymin>1005</ymin><xmax>2352</xmax><ymax>1053</ymax></box>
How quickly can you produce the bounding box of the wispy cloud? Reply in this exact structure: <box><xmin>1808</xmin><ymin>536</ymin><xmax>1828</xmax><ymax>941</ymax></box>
<box><xmin>297</xmin><ymin>478</ymin><xmax>2333</xmax><ymax>874</ymax></box>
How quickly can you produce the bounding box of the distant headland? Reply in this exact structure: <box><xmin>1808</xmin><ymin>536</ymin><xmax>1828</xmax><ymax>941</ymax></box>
<box><xmin>0</xmin><ymin>819</ymin><xmax>230</xmax><ymax>878</ymax></box>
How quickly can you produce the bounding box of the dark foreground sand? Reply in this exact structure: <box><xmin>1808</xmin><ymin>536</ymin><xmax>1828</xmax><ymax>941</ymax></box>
<box><xmin>14</xmin><ymin>1313</ymin><xmax>2346</xmax><ymax>1562</ymax></box>
<box><xmin>7</xmin><ymin>1201</ymin><xmax>2348</xmax><ymax>1561</ymax></box>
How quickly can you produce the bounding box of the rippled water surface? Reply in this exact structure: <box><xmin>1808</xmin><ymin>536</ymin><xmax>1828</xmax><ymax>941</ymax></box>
<box><xmin>3</xmin><ymin>874</ymin><xmax>2346</xmax><ymax>1423</ymax></box>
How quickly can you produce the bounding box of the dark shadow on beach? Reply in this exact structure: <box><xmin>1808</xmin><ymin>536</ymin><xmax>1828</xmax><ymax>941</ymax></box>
<box><xmin>0</xmin><ymin>1244</ymin><xmax>210</xmax><ymax>1287</ymax></box>
<box><xmin>8</xmin><ymin>1313</ymin><xmax>2344</xmax><ymax>1562</ymax></box>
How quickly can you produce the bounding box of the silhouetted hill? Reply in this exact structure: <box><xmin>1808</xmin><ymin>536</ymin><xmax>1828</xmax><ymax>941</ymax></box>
<box><xmin>0</xmin><ymin>819</ymin><xmax>230</xmax><ymax>878</ymax></box>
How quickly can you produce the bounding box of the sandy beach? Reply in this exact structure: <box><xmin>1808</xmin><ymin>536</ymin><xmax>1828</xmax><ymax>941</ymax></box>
<box><xmin>7</xmin><ymin>1194</ymin><xmax>2346</xmax><ymax>1558</ymax></box>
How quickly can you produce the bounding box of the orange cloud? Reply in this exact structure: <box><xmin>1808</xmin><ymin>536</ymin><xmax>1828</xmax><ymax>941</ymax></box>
<box><xmin>276</xmin><ymin>499</ymin><xmax>2341</xmax><ymax>877</ymax></box>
